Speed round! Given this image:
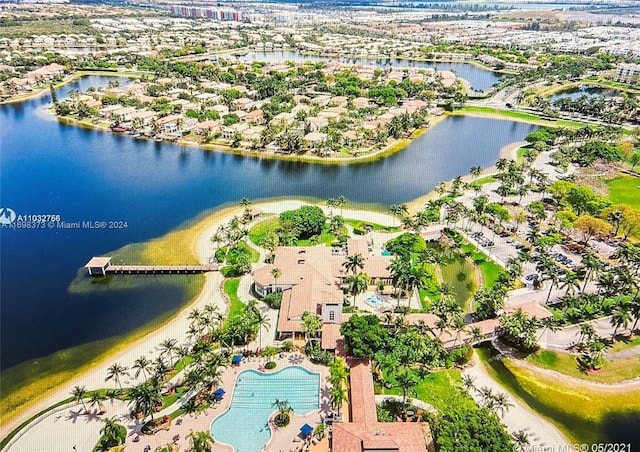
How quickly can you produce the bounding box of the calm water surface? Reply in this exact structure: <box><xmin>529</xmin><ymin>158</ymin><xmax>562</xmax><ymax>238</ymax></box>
<box><xmin>550</xmin><ymin>86</ymin><xmax>621</xmax><ymax>102</ymax></box>
<box><xmin>0</xmin><ymin>76</ymin><xmax>537</xmax><ymax>370</ymax></box>
<box><xmin>230</xmin><ymin>50</ymin><xmax>502</xmax><ymax>91</ymax></box>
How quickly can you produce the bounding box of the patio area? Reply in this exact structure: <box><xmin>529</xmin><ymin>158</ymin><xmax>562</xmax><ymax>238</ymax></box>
<box><xmin>121</xmin><ymin>352</ymin><xmax>330</xmax><ymax>452</ymax></box>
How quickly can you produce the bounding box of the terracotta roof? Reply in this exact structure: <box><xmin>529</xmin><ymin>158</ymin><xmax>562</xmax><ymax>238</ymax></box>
<box><xmin>321</xmin><ymin>323</ymin><xmax>341</xmax><ymax>350</ymax></box>
<box><xmin>505</xmin><ymin>301</ymin><xmax>553</xmax><ymax>320</ymax></box>
<box><xmin>332</xmin><ymin>357</ymin><xmax>431</xmax><ymax>452</ymax></box>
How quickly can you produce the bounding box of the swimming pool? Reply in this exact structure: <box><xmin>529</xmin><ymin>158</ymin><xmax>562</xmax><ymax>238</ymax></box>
<box><xmin>366</xmin><ymin>294</ymin><xmax>384</xmax><ymax>306</ymax></box>
<box><xmin>210</xmin><ymin>366</ymin><xmax>320</xmax><ymax>451</ymax></box>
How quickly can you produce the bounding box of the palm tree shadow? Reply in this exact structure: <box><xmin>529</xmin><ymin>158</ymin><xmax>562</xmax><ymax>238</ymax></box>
<box><xmin>66</xmin><ymin>409</ymin><xmax>82</xmax><ymax>424</ymax></box>
<box><xmin>84</xmin><ymin>411</ymin><xmax>102</xmax><ymax>423</ymax></box>
<box><xmin>320</xmin><ymin>386</ymin><xmax>332</xmax><ymax>416</ymax></box>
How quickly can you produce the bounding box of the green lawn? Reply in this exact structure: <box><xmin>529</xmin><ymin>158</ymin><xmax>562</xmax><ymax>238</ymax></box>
<box><xmin>380</xmin><ymin>369</ymin><xmax>475</xmax><ymax>412</ymax></box>
<box><xmin>526</xmin><ymin>349</ymin><xmax>640</xmax><ymax>384</ymax></box>
<box><xmin>435</xmin><ymin>248</ymin><xmax>477</xmax><ymax>312</ymax></box>
<box><xmin>344</xmin><ymin>219</ymin><xmax>400</xmax><ymax>232</ymax></box>
<box><xmin>458</xmin><ymin>106</ymin><xmax>585</xmax><ymax>128</ymax></box>
<box><xmin>474</xmin><ymin>176</ymin><xmax>498</xmax><ymax>186</ymax></box>
<box><xmin>607</xmin><ymin>334</ymin><xmax>640</xmax><ymax>353</ymax></box>
<box><xmin>606</xmin><ymin>175</ymin><xmax>640</xmax><ymax>210</ymax></box>
<box><xmin>223</xmin><ymin>278</ymin><xmax>244</xmax><ymax>321</ymax></box>
<box><xmin>460</xmin><ymin>242</ymin><xmax>503</xmax><ymax>288</ymax></box>
<box><xmin>477</xmin><ymin>347</ymin><xmax>640</xmax><ymax>445</ymax></box>
<box><xmin>248</xmin><ymin>218</ymin><xmax>280</xmax><ymax>246</ymax></box>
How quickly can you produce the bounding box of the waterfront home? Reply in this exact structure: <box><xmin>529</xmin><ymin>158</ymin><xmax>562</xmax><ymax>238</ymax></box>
<box><xmin>99</xmin><ymin>104</ymin><xmax>124</xmax><ymax>119</ymax></box>
<box><xmin>193</xmin><ymin>119</ymin><xmax>221</xmax><ymax>135</ymax></box>
<box><xmin>253</xmin><ymin>240</ymin><xmax>392</xmax><ymax>340</ymax></box>
<box><xmin>155</xmin><ymin>114</ymin><xmax>183</xmax><ymax>134</ymax></box>
<box><xmin>26</xmin><ymin>63</ymin><xmax>65</xmax><ymax>81</ymax></box>
<box><xmin>305</xmin><ymin>116</ymin><xmax>329</xmax><ymax>132</ymax></box>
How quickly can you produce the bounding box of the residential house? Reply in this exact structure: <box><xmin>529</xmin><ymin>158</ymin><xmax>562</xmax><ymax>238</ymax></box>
<box><xmin>245</xmin><ymin>109</ymin><xmax>265</xmax><ymax>125</ymax></box>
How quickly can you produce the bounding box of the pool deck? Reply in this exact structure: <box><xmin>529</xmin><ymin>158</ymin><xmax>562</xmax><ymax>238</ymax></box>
<box><xmin>120</xmin><ymin>353</ymin><xmax>330</xmax><ymax>452</ymax></box>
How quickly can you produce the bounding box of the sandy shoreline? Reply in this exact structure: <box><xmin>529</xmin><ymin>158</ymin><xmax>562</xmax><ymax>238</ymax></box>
<box><xmin>0</xmin><ymin>199</ymin><xmax>396</xmax><ymax>440</ymax></box>
<box><xmin>406</xmin><ymin>140</ymin><xmax>527</xmax><ymax>213</ymax></box>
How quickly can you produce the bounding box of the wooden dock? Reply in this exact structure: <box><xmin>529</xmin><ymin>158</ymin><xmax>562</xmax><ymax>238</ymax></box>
<box><xmin>106</xmin><ymin>264</ymin><xmax>218</xmax><ymax>275</ymax></box>
<box><xmin>84</xmin><ymin>256</ymin><xmax>217</xmax><ymax>276</ymax></box>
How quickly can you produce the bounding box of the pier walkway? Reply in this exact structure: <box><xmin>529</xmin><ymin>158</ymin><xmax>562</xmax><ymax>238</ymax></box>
<box><xmin>84</xmin><ymin>256</ymin><xmax>218</xmax><ymax>276</ymax></box>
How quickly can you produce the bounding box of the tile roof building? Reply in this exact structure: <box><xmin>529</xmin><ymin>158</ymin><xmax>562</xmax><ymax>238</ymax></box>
<box><xmin>332</xmin><ymin>358</ymin><xmax>433</xmax><ymax>452</ymax></box>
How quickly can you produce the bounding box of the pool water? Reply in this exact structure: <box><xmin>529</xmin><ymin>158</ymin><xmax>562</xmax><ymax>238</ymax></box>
<box><xmin>366</xmin><ymin>294</ymin><xmax>384</xmax><ymax>306</ymax></box>
<box><xmin>210</xmin><ymin>366</ymin><xmax>320</xmax><ymax>451</ymax></box>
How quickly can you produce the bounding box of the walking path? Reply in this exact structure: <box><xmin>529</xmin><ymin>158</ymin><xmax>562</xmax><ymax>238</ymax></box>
<box><xmin>462</xmin><ymin>354</ymin><xmax>570</xmax><ymax>450</ymax></box>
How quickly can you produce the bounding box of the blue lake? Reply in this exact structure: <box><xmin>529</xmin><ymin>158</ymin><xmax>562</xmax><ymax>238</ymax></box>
<box><xmin>229</xmin><ymin>50</ymin><xmax>502</xmax><ymax>91</ymax></box>
<box><xmin>0</xmin><ymin>76</ymin><xmax>537</xmax><ymax>370</ymax></box>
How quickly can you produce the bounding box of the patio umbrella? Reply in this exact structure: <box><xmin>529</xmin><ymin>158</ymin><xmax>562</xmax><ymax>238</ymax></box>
<box><xmin>300</xmin><ymin>424</ymin><xmax>313</xmax><ymax>437</ymax></box>
<box><xmin>232</xmin><ymin>354</ymin><xmax>243</xmax><ymax>364</ymax></box>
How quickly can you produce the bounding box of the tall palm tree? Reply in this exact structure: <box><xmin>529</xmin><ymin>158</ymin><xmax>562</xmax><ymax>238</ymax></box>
<box><xmin>343</xmin><ymin>253</ymin><xmax>365</xmax><ymax>276</ymax></box>
<box><xmin>461</xmin><ymin>374</ymin><xmax>476</xmax><ymax>392</ymax></box>
<box><xmin>336</xmin><ymin>195</ymin><xmax>347</xmax><ymax>217</ymax></box>
<box><xmin>255</xmin><ymin>312</ymin><xmax>271</xmax><ymax>350</ymax></box>
<box><xmin>271</xmin><ymin>267</ymin><xmax>282</xmax><ymax>293</ymax></box>
<box><xmin>71</xmin><ymin>385</ymin><xmax>88</xmax><ymax>412</ymax></box>
<box><xmin>301</xmin><ymin>311</ymin><xmax>323</xmax><ymax>344</ymax></box>
<box><xmin>611</xmin><ymin>306</ymin><xmax>632</xmax><ymax>339</ymax></box>
<box><xmin>388</xmin><ymin>204</ymin><xmax>409</xmax><ymax>226</ymax></box>
<box><xmin>395</xmin><ymin>369</ymin><xmax>419</xmax><ymax>420</ymax></box>
<box><xmin>160</xmin><ymin>338</ymin><xmax>178</xmax><ymax>367</ymax></box>
<box><xmin>133</xmin><ymin>356</ymin><xmax>152</xmax><ymax>381</ymax></box>
<box><xmin>346</xmin><ymin>272</ymin><xmax>369</xmax><ymax>306</ymax></box>
<box><xmin>105</xmin><ymin>363</ymin><xmax>129</xmax><ymax>393</ymax></box>
<box><xmin>402</xmin><ymin>264</ymin><xmax>429</xmax><ymax>309</ymax></box>
<box><xmin>512</xmin><ymin>430</ymin><xmax>530</xmax><ymax>452</ymax></box>
<box><xmin>89</xmin><ymin>392</ymin><xmax>106</xmax><ymax>414</ymax></box>
<box><xmin>329</xmin><ymin>385</ymin><xmax>347</xmax><ymax>417</ymax></box>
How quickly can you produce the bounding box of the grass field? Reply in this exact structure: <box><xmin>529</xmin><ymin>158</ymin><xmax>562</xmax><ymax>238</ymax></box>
<box><xmin>381</xmin><ymin>369</ymin><xmax>475</xmax><ymax>412</ymax></box>
<box><xmin>223</xmin><ymin>278</ymin><xmax>245</xmax><ymax>321</ymax></box>
<box><xmin>606</xmin><ymin>175</ymin><xmax>640</xmax><ymax>210</ymax></box>
<box><xmin>457</xmin><ymin>106</ymin><xmax>586</xmax><ymax>128</ymax></box>
<box><xmin>477</xmin><ymin>347</ymin><xmax>640</xmax><ymax>445</ymax></box>
<box><xmin>460</xmin><ymin>242</ymin><xmax>503</xmax><ymax>288</ymax></box>
<box><xmin>526</xmin><ymin>349</ymin><xmax>640</xmax><ymax>384</ymax></box>
<box><xmin>248</xmin><ymin>217</ymin><xmax>280</xmax><ymax>246</ymax></box>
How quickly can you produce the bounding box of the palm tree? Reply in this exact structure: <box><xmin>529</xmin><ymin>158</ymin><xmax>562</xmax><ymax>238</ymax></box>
<box><xmin>100</xmin><ymin>417</ymin><xmax>124</xmax><ymax>448</ymax></box>
<box><xmin>387</xmin><ymin>256</ymin><xmax>410</xmax><ymax>303</ymax></box>
<box><xmin>402</xmin><ymin>264</ymin><xmax>429</xmax><ymax>309</ymax></box>
<box><xmin>105</xmin><ymin>363</ymin><xmax>129</xmax><ymax>393</ymax></box>
<box><xmin>160</xmin><ymin>338</ymin><xmax>179</xmax><ymax>367</ymax></box>
<box><xmin>611</xmin><ymin>306</ymin><xmax>632</xmax><ymax>339</ymax></box>
<box><xmin>71</xmin><ymin>385</ymin><xmax>89</xmax><ymax>412</ymax></box>
<box><xmin>388</xmin><ymin>204</ymin><xmax>409</xmax><ymax>226</ymax></box>
<box><xmin>301</xmin><ymin>311</ymin><xmax>323</xmax><ymax>343</ymax></box>
<box><xmin>461</xmin><ymin>374</ymin><xmax>476</xmax><ymax>392</ymax></box>
<box><xmin>395</xmin><ymin>369</ymin><xmax>419</xmax><ymax>420</ymax></box>
<box><xmin>255</xmin><ymin>312</ymin><xmax>271</xmax><ymax>350</ymax></box>
<box><xmin>343</xmin><ymin>253</ymin><xmax>365</xmax><ymax>276</ymax></box>
<box><xmin>329</xmin><ymin>385</ymin><xmax>347</xmax><ymax>416</ymax></box>
<box><xmin>470</xmin><ymin>165</ymin><xmax>482</xmax><ymax>178</ymax></box>
<box><xmin>89</xmin><ymin>391</ymin><xmax>106</xmax><ymax>414</ymax></box>
<box><xmin>512</xmin><ymin>430</ymin><xmax>530</xmax><ymax>452</ymax></box>
<box><xmin>133</xmin><ymin>356</ymin><xmax>152</xmax><ymax>381</ymax></box>
<box><xmin>128</xmin><ymin>382</ymin><xmax>162</xmax><ymax>424</ymax></box>
<box><xmin>492</xmin><ymin>391</ymin><xmax>514</xmax><ymax>418</ymax></box>
<box><xmin>346</xmin><ymin>272</ymin><xmax>369</xmax><ymax>306</ymax></box>
<box><xmin>188</xmin><ymin>430</ymin><xmax>215</xmax><ymax>452</ymax></box>
<box><xmin>271</xmin><ymin>267</ymin><xmax>282</xmax><ymax>293</ymax></box>
<box><xmin>336</xmin><ymin>195</ymin><xmax>347</xmax><ymax>217</ymax></box>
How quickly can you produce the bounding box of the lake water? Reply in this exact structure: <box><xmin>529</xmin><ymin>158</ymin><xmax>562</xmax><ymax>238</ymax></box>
<box><xmin>550</xmin><ymin>86</ymin><xmax>621</xmax><ymax>102</ymax></box>
<box><xmin>229</xmin><ymin>50</ymin><xmax>502</xmax><ymax>91</ymax></box>
<box><xmin>0</xmin><ymin>76</ymin><xmax>537</xmax><ymax>371</ymax></box>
